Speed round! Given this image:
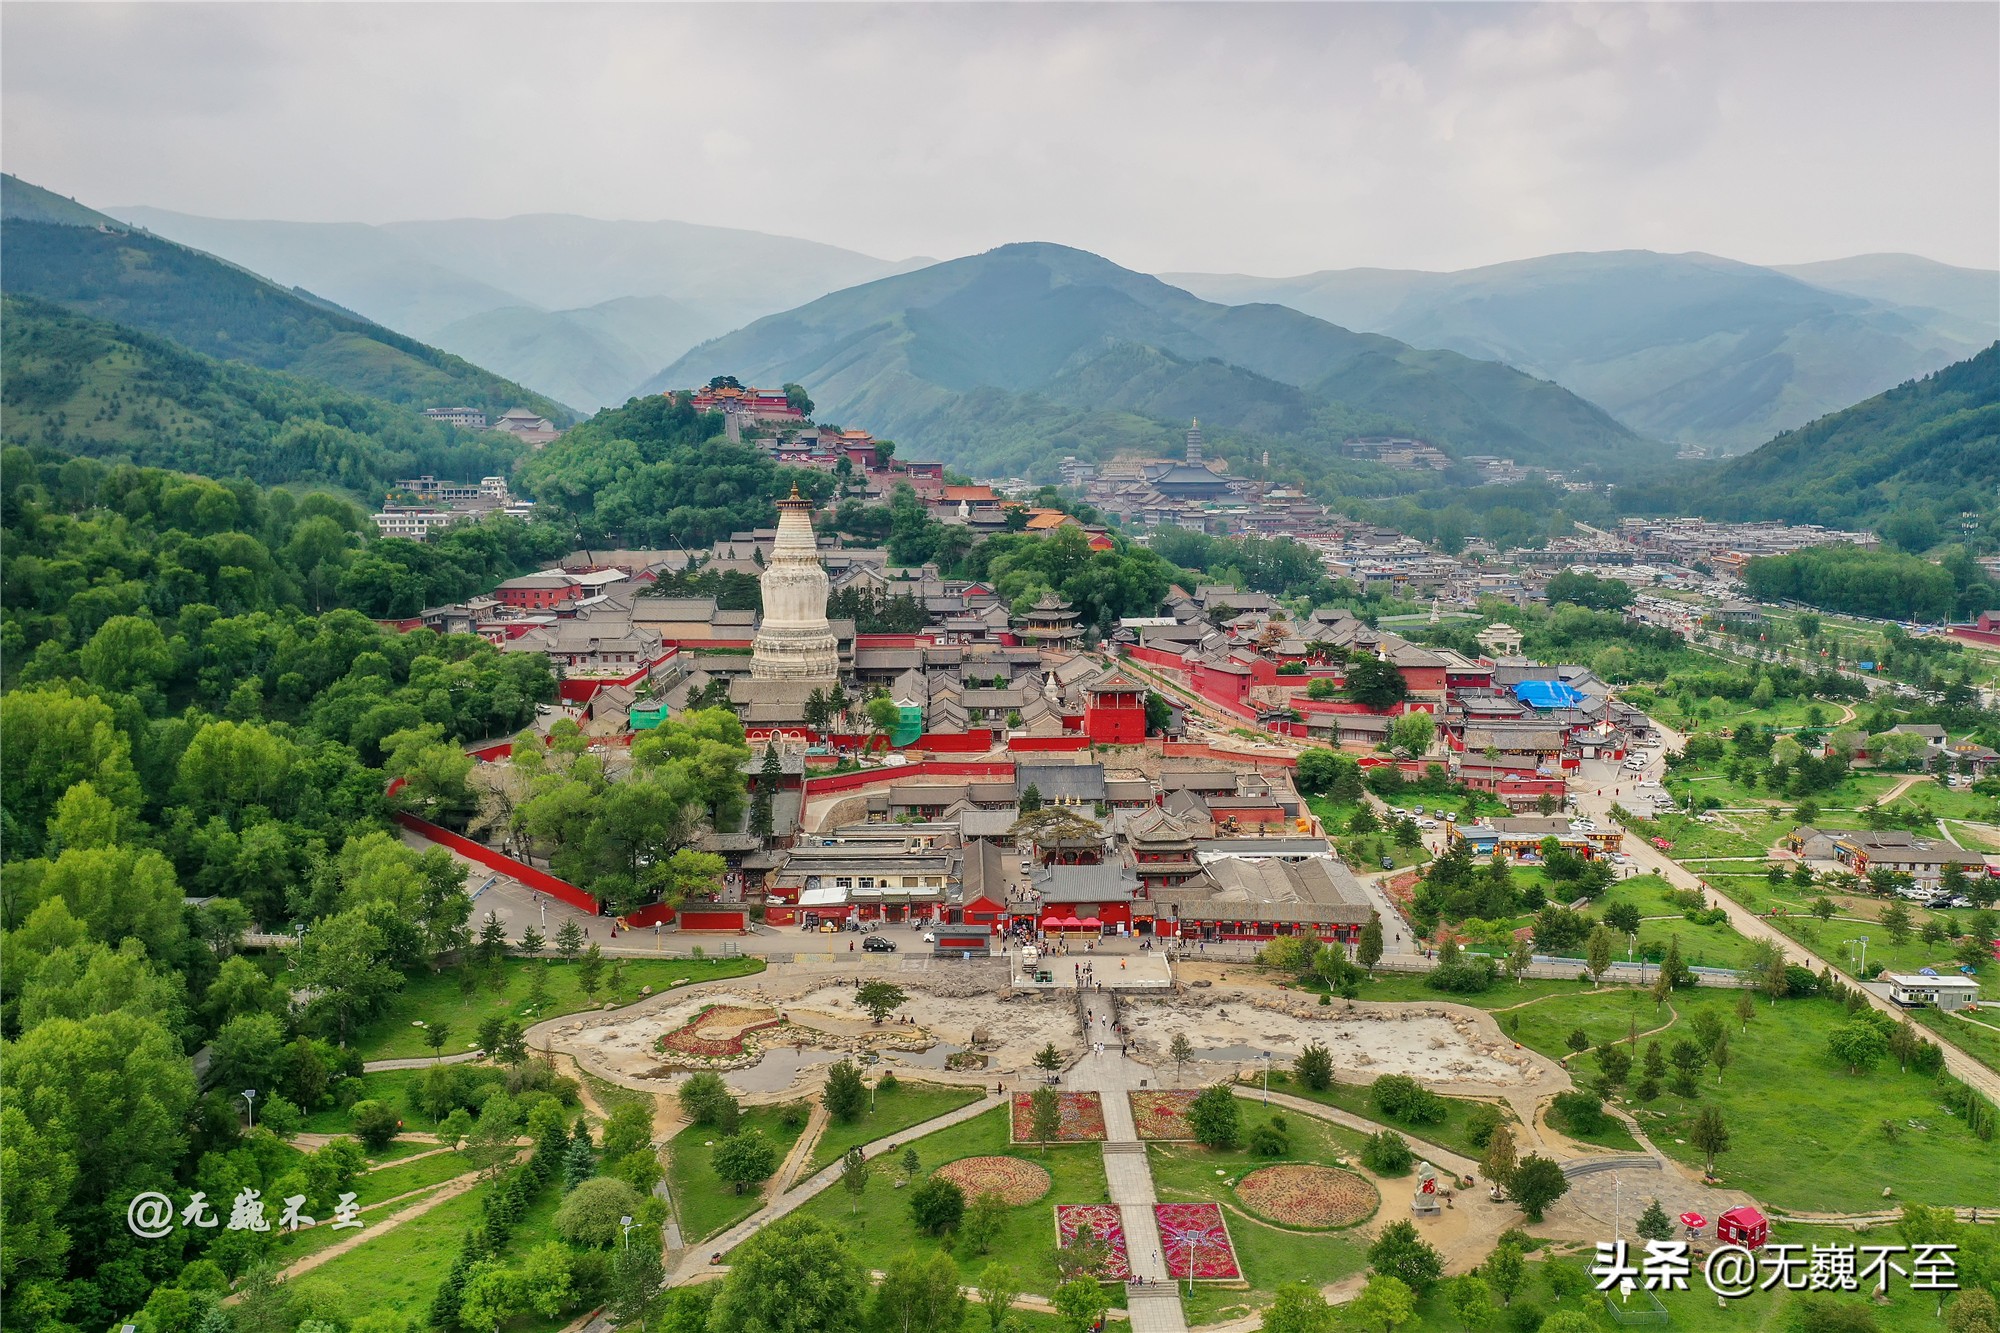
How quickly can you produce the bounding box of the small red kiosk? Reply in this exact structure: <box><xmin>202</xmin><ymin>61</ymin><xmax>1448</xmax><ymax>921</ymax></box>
<box><xmin>1716</xmin><ymin>1205</ymin><xmax>1769</xmax><ymax>1249</ymax></box>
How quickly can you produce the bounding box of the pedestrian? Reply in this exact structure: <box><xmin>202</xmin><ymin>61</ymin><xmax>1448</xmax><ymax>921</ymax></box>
<box><xmin>849</xmin><ymin>939</ymin><xmax>855</xmax><ymax>951</ymax></box>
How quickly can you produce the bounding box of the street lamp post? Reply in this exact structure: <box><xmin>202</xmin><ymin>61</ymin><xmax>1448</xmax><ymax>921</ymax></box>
<box><xmin>1261</xmin><ymin>1052</ymin><xmax>1272</xmax><ymax>1105</ymax></box>
<box><xmin>619</xmin><ymin>1215</ymin><xmax>633</xmax><ymax>1250</ymax></box>
<box><xmin>242</xmin><ymin>1089</ymin><xmax>258</xmax><ymax>1129</ymax></box>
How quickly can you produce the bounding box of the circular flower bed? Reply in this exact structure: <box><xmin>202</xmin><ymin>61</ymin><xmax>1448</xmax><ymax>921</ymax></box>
<box><xmin>1234</xmin><ymin>1164</ymin><xmax>1378</xmax><ymax>1229</ymax></box>
<box><xmin>935</xmin><ymin>1156</ymin><xmax>1051</xmax><ymax>1205</ymax></box>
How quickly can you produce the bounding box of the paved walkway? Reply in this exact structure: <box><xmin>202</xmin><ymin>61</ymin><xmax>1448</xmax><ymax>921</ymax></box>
<box><xmin>1076</xmin><ymin>991</ymin><xmax>1189</xmax><ymax>1333</ymax></box>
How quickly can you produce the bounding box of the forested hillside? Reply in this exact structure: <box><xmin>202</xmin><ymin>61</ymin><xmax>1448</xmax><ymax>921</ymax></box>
<box><xmin>1678</xmin><ymin>342</ymin><xmax>2000</xmax><ymax>538</ymax></box>
<box><xmin>517</xmin><ymin>392</ymin><xmax>831</xmax><ymax>548</ymax></box>
<box><xmin>0</xmin><ymin>203</ymin><xmax>571</xmax><ymax>423</ymax></box>
<box><xmin>0</xmin><ymin>448</ymin><xmax>574</xmax><ymax>647</ymax></box>
<box><xmin>647</xmin><ymin>242</ymin><xmax>1653</xmax><ymax>483</ymax></box>
<box><xmin>0</xmin><ymin>297</ymin><xmax>527</xmax><ymax>496</ymax></box>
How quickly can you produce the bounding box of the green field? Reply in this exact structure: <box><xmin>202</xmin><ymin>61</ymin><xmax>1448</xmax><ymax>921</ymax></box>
<box><xmin>668</xmin><ymin>1103</ymin><xmax>809</xmax><ymax>1243</ymax></box>
<box><xmin>352</xmin><ymin>955</ymin><xmax>766</xmax><ymax>1061</ymax></box>
<box><xmin>785</xmin><ymin>1103</ymin><xmax>1111</xmax><ymax>1299</ymax></box>
<box><xmin>355</xmin><ymin>1147</ymin><xmax>477</xmax><ymax>1202</ymax></box>
<box><xmin>1253</xmin><ymin>1068</ymin><xmax>1514</xmax><ymax>1163</ymax></box>
<box><xmin>299</xmin><ymin>1069</ymin><xmax>431</xmax><ymax>1135</ymax></box>
<box><xmin>804</xmin><ymin>1079</ymin><xmax>988</xmax><ymax>1173</ymax></box>
<box><xmin>298</xmin><ymin>1169</ymin><xmax>570</xmax><ymax>1331</ymax></box>
<box><xmin>1148</xmin><ymin>1108</ymin><xmax>1374</xmax><ymax>1326</ymax></box>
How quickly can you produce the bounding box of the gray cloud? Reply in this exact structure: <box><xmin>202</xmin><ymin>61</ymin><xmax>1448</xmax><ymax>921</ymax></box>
<box><xmin>3</xmin><ymin>1</ymin><xmax>1994</xmax><ymax>273</ymax></box>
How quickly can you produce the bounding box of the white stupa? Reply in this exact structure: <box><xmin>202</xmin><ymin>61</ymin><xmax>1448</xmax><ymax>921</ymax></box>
<box><xmin>750</xmin><ymin>483</ymin><xmax>839</xmax><ymax>682</ymax></box>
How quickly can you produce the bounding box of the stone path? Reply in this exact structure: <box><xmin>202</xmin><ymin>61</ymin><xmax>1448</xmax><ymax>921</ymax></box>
<box><xmin>1076</xmin><ymin>990</ymin><xmax>1189</xmax><ymax>1333</ymax></box>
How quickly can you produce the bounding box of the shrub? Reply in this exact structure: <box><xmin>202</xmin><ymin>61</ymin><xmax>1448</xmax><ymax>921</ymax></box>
<box><xmin>1372</xmin><ymin>1074</ymin><xmax>1447</xmax><ymax>1125</ymax></box>
<box><xmin>876</xmin><ymin>1069</ymin><xmax>900</xmax><ymax>1094</ymax></box>
<box><xmin>349</xmin><ymin>1100</ymin><xmax>401</xmax><ymax>1152</ymax></box>
<box><xmin>1549</xmin><ymin>1091</ymin><xmax>1607</xmax><ymax>1136</ymax></box>
<box><xmin>553</xmin><ymin>1176</ymin><xmax>649</xmax><ymax>1248</ymax></box>
<box><xmin>1427</xmin><ymin>953</ymin><xmax>1498</xmax><ymax>993</ymax></box>
<box><xmin>1248</xmin><ymin>1123</ymin><xmax>1290</xmax><ymax>1157</ymax></box>
<box><xmin>909</xmin><ymin>1175</ymin><xmax>965</xmax><ymax>1236</ymax></box>
<box><xmin>1465</xmin><ymin>1104</ymin><xmax>1506</xmax><ymax>1150</ymax></box>
<box><xmin>1362</xmin><ymin>1130</ymin><xmax>1414</xmax><ymax>1175</ymax></box>
<box><xmin>1188</xmin><ymin>1084</ymin><xmax>1241</xmax><ymax>1150</ymax></box>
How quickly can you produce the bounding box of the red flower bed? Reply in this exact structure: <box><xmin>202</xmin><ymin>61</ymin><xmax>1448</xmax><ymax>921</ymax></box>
<box><xmin>1129</xmin><ymin>1090</ymin><xmax>1200</xmax><ymax>1140</ymax></box>
<box><xmin>1054</xmin><ymin>1204</ymin><xmax>1132</xmax><ymax>1280</ymax></box>
<box><xmin>1154</xmin><ymin>1202</ymin><xmax>1241</xmax><ymax>1280</ymax></box>
<box><xmin>657</xmin><ymin>1005</ymin><xmax>783</xmax><ymax>1058</ymax></box>
<box><xmin>1010</xmin><ymin>1091</ymin><xmax>1107</xmax><ymax>1142</ymax></box>
<box><xmin>1235</xmin><ymin>1165</ymin><xmax>1377</xmax><ymax>1228</ymax></box>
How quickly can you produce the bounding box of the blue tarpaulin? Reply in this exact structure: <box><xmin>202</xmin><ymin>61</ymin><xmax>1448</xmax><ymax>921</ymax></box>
<box><xmin>1513</xmin><ymin>680</ymin><xmax>1586</xmax><ymax>710</ymax></box>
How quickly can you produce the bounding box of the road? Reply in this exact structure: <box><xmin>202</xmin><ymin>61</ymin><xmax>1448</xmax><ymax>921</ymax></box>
<box><xmin>1568</xmin><ymin>752</ymin><xmax>2000</xmax><ymax>1102</ymax></box>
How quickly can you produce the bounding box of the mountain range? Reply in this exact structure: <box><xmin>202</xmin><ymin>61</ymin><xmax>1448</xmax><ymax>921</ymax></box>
<box><xmin>647</xmin><ymin>242</ymin><xmax>1651</xmax><ymax>481</ymax></box>
<box><xmin>103</xmin><ymin>204</ymin><xmax>932</xmax><ymax>412</ymax></box>
<box><xmin>1165</xmin><ymin>251</ymin><xmax>1997</xmax><ymax>453</ymax></box>
<box><xmin>1676</xmin><ymin>342</ymin><xmax>2000</xmax><ymax>533</ymax></box>
<box><xmin>0</xmin><ymin>174</ymin><xmax>569</xmax><ymax>424</ymax></box>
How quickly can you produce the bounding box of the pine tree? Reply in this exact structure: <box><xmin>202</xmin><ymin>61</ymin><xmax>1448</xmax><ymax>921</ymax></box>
<box><xmin>1636</xmin><ymin>1198</ymin><xmax>1673</xmax><ymax>1242</ymax></box>
<box><xmin>1358</xmin><ymin>913</ymin><xmax>1385</xmax><ymax>973</ymax></box>
<box><xmin>555</xmin><ymin>919</ymin><xmax>585</xmax><ymax>963</ymax></box>
<box><xmin>477</xmin><ymin>913</ymin><xmax>509</xmax><ymax>964</ymax></box>
<box><xmin>751</xmin><ymin>743</ymin><xmax>779</xmax><ymax>841</ymax></box>
<box><xmin>563</xmin><ymin>1126</ymin><xmax>597</xmax><ymax>1191</ymax></box>
<box><xmin>534</xmin><ymin>1115</ymin><xmax>570</xmax><ymax>1183</ymax></box>
<box><xmin>428</xmin><ymin>1244</ymin><xmax>476</xmax><ymax>1328</ymax></box>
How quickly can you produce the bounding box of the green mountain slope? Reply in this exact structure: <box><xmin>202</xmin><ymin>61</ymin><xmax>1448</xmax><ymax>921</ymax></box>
<box><xmin>644</xmin><ymin>242</ymin><xmax>1649</xmax><ymax>479</ymax></box>
<box><xmin>0</xmin><ymin>174</ymin><xmax>124</xmax><ymax>228</ymax></box>
<box><xmin>0</xmin><ymin>295</ymin><xmax>524</xmax><ymax>494</ymax></box>
<box><xmin>2</xmin><ymin>178</ymin><xmax>572</xmax><ymax>423</ymax></box>
<box><xmin>1166</xmin><ymin>250</ymin><xmax>1995</xmax><ymax>454</ymax></box>
<box><xmin>1670</xmin><ymin>343</ymin><xmax>2000</xmax><ymax>530</ymax></box>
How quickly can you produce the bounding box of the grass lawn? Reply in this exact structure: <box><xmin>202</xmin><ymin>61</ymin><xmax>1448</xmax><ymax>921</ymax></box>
<box><xmin>353</xmin><ymin>955</ymin><xmax>766</xmax><ymax>1062</ymax></box>
<box><xmin>805</xmin><ymin>1080</ymin><xmax>987</xmax><ymax>1173</ymax></box>
<box><xmin>1345</xmin><ymin>973</ymin><xmax>1593</xmax><ymax>1009</ymax></box>
<box><xmin>1943</xmin><ymin>819</ymin><xmax>2000</xmax><ymax>852</ymax></box>
<box><xmin>1878</xmin><ymin>779</ymin><xmax>1999</xmax><ymax>823</ymax></box>
<box><xmin>669</xmin><ymin>1103</ymin><xmax>809</xmax><ymax>1243</ymax></box>
<box><xmin>1638</xmin><ymin>811</ymin><xmax>1773</xmax><ymax>860</ymax></box>
<box><xmin>1619</xmin><ymin>993</ymin><xmax>2000</xmax><ymax>1211</ymax></box>
<box><xmin>1911</xmin><ymin>1007</ymin><xmax>2000</xmax><ymax>1075</ymax></box>
<box><xmin>1148</xmin><ymin>1108</ymin><xmax>1372</xmax><ymax>1327</ymax></box>
<box><xmin>787</xmin><ymin>1103</ymin><xmax>1110</xmax><ymax>1299</ymax></box>
<box><xmin>357</xmin><ymin>1147</ymin><xmax>477</xmax><ymax>1202</ymax></box>
<box><xmin>299</xmin><ymin>1169</ymin><xmax>571</xmax><ymax>1331</ymax></box>
<box><xmin>1252</xmin><ymin>1068</ymin><xmax>1513</xmax><ymax>1162</ymax></box>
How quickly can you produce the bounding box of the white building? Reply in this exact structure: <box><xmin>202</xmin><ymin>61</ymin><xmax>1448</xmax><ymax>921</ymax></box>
<box><xmin>1885</xmin><ymin>972</ymin><xmax>1982</xmax><ymax>1012</ymax></box>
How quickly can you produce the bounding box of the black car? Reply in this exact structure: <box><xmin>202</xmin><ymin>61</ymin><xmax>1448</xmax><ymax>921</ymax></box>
<box><xmin>862</xmin><ymin>935</ymin><xmax>897</xmax><ymax>953</ymax></box>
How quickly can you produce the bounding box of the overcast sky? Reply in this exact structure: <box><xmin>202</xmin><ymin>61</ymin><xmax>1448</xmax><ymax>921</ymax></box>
<box><xmin>4</xmin><ymin>2</ymin><xmax>1995</xmax><ymax>275</ymax></box>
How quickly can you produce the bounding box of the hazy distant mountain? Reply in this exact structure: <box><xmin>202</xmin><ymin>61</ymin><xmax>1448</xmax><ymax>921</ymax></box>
<box><xmin>106</xmin><ymin>205</ymin><xmax>929</xmax><ymax>409</ymax></box>
<box><xmin>647</xmin><ymin>242</ymin><xmax>1647</xmax><ymax>479</ymax></box>
<box><xmin>1</xmin><ymin>175</ymin><xmax>570</xmax><ymax>424</ymax></box>
<box><xmin>1771</xmin><ymin>253</ymin><xmax>2000</xmax><ymax>331</ymax></box>
<box><xmin>1164</xmin><ymin>250</ymin><xmax>1997</xmax><ymax>453</ymax></box>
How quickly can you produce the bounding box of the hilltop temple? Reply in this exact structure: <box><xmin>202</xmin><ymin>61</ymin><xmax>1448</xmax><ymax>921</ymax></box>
<box><xmin>750</xmin><ymin>484</ymin><xmax>840</xmax><ymax>682</ymax></box>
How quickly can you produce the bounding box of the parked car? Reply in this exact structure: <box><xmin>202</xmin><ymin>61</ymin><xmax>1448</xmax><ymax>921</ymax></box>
<box><xmin>1412</xmin><ymin>805</ymin><xmax>1425</xmax><ymax>815</ymax></box>
<box><xmin>862</xmin><ymin>935</ymin><xmax>897</xmax><ymax>953</ymax></box>
<box><xmin>1444</xmin><ymin>812</ymin><xmax>1458</xmax><ymax>822</ymax></box>
<box><xmin>1418</xmin><ymin>818</ymin><xmax>1438</xmax><ymax>829</ymax></box>
<box><xmin>1380</xmin><ymin>856</ymin><xmax>1396</xmax><ymax>870</ymax></box>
